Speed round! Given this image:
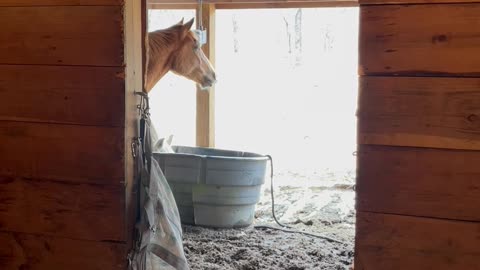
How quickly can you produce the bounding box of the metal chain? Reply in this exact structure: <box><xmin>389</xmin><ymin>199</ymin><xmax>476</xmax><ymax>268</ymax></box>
<box><xmin>132</xmin><ymin>92</ymin><xmax>150</xmax><ymax>158</ymax></box>
<box><xmin>198</xmin><ymin>0</ymin><xmax>203</xmax><ymax>30</ymax></box>
<box><xmin>135</xmin><ymin>91</ymin><xmax>150</xmax><ymax>119</ymax></box>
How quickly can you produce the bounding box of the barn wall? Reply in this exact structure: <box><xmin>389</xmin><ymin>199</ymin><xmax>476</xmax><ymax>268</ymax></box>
<box><xmin>0</xmin><ymin>1</ymin><xmax>138</xmax><ymax>269</ymax></box>
<box><xmin>356</xmin><ymin>3</ymin><xmax>480</xmax><ymax>269</ymax></box>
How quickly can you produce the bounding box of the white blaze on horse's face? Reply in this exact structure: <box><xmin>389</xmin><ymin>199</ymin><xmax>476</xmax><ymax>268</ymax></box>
<box><xmin>171</xmin><ymin>19</ymin><xmax>216</xmax><ymax>90</ymax></box>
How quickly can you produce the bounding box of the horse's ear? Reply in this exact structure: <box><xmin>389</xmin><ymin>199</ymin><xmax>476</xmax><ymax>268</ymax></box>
<box><xmin>183</xmin><ymin>18</ymin><xmax>195</xmax><ymax>31</ymax></box>
<box><xmin>176</xmin><ymin>18</ymin><xmax>184</xmax><ymax>26</ymax></box>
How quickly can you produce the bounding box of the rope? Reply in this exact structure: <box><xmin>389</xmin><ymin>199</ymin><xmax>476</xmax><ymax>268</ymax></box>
<box><xmin>253</xmin><ymin>155</ymin><xmax>345</xmax><ymax>245</ymax></box>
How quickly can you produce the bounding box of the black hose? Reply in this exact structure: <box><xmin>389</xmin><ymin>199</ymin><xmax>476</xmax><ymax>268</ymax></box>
<box><xmin>266</xmin><ymin>155</ymin><xmax>291</xmax><ymax>229</ymax></box>
<box><xmin>254</xmin><ymin>225</ymin><xmax>344</xmax><ymax>244</ymax></box>
<box><xmin>253</xmin><ymin>155</ymin><xmax>345</xmax><ymax>245</ymax></box>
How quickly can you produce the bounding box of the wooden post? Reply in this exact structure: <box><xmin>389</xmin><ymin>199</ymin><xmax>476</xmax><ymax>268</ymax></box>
<box><xmin>124</xmin><ymin>0</ymin><xmax>144</xmax><ymax>253</ymax></box>
<box><xmin>196</xmin><ymin>3</ymin><xmax>216</xmax><ymax>147</ymax></box>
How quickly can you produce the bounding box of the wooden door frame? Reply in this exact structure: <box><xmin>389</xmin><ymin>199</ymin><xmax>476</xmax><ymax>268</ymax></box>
<box><xmin>124</xmin><ymin>0</ymin><xmax>146</xmax><ymax>252</ymax></box>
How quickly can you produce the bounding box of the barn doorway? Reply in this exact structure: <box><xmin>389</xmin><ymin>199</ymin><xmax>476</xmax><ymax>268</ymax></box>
<box><xmin>147</xmin><ymin>5</ymin><xmax>358</xmax><ymax>270</ymax></box>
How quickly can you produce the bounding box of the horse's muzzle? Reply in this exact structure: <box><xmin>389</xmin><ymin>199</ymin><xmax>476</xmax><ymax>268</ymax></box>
<box><xmin>200</xmin><ymin>74</ymin><xmax>216</xmax><ymax>90</ymax></box>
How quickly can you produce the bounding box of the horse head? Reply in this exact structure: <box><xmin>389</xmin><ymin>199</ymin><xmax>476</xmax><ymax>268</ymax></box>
<box><xmin>146</xmin><ymin>18</ymin><xmax>216</xmax><ymax>92</ymax></box>
<box><xmin>171</xmin><ymin>18</ymin><xmax>216</xmax><ymax>89</ymax></box>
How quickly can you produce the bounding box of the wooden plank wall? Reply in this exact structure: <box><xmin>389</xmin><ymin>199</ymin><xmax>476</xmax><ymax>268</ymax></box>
<box><xmin>0</xmin><ymin>0</ymin><xmax>134</xmax><ymax>269</ymax></box>
<box><xmin>356</xmin><ymin>2</ymin><xmax>480</xmax><ymax>270</ymax></box>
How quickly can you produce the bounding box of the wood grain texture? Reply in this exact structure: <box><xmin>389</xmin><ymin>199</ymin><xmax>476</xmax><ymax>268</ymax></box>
<box><xmin>358</xmin><ymin>77</ymin><xmax>480</xmax><ymax>150</ymax></box>
<box><xmin>360</xmin><ymin>0</ymin><xmax>480</xmax><ymax>4</ymax></box>
<box><xmin>0</xmin><ymin>6</ymin><xmax>123</xmax><ymax>66</ymax></box>
<box><xmin>124</xmin><ymin>0</ymin><xmax>144</xmax><ymax>250</ymax></box>
<box><xmin>0</xmin><ymin>121</ymin><xmax>124</xmax><ymax>184</ymax></box>
<box><xmin>357</xmin><ymin>145</ymin><xmax>480</xmax><ymax>221</ymax></box>
<box><xmin>0</xmin><ymin>0</ymin><xmax>123</xmax><ymax>6</ymax></box>
<box><xmin>0</xmin><ymin>1</ymin><xmax>129</xmax><ymax>268</ymax></box>
<box><xmin>150</xmin><ymin>0</ymin><xmax>355</xmax><ymax>3</ymax></box>
<box><xmin>149</xmin><ymin>1</ymin><xmax>358</xmax><ymax>8</ymax></box>
<box><xmin>0</xmin><ymin>65</ymin><xmax>125</xmax><ymax>126</ymax></box>
<box><xmin>196</xmin><ymin>4</ymin><xmax>216</xmax><ymax>148</ymax></box>
<box><xmin>0</xmin><ymin>232</ymin><xmax>125</xmax><ymax>270</ymax></box>
<box><xmin>215</xmin><ymin>1</ymin><xmax>357</xmax><ymax>7</ymax></box>
<box><xmin>0</xmin><ymin>176</ymin><xmax>125</xmax><ymax>241</ymax></box>
<box><xmin>355</xmin><ymin>212</ymin><xmax>480</xmax><ymax>270</ymax></box>
<box><xmin>359</xmin><ymin>4</ymin><xmax>480</xmax><ymax>76</ymax></box>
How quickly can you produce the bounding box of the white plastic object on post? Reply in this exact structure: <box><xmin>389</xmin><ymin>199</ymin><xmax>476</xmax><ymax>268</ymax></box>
<box><xmin>195</xmin><ymin>0</ymin><xmax>207</xmax><ymax>46</ymax></box>
<box><xmin>194</xmin><ymin>29</ymin><xmax>207</xmax><ymax>46</ymax></box>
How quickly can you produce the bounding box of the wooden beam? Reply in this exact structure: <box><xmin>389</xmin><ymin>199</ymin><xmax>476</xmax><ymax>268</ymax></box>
<box><xmin>215</xmin><ymin>1</ymin><xmax>358</xmax><ymax>8</ymax></box>
<box><xmin>0</xmin><ymin>65</ymin><xmax>124</xmax><ymax>127</ymax></box>
<box><xmin>148</xmin><ymin>3</ymin><xmax>197</xmax><ymax>9</ymax></box>
<box><xmin>360</xmin><ymin>0</ymin><xmax>479</xmax><ymax>5</ymax></box>
<box><xmin>0</xmin><ymin>232</ymin><xmax>125</xmax><ymax>270</ymax></box>
<box><xmin>358</xmin><ymin>76</ymin><xmax>480</xmax><ymax>151</ymax></box>
<box><xmin>0</xmin><ymin>0</ymin><xmax>122</xmax><ymax>5</ymax></box>
<box><xmin>124</xmin><ymin>0</ymin><xmax>144</xmax><ymax>252</ymax></box>
<box><xmin>148</xmin><ymin>1</ymin><xmax>357</xmax><ymax>9</ymax></box>
<box><xmin>0</xmin><ymin>6</ymin><xmax>123</xmax><ymax>66</ymax></box>
<box><xmin>0</xmin><ymin>121</ymin><xmax>124</xmax><ymax>184</ymax></box>
<box><xmin>149</xmin><ymin>0</ymin><xmax>356</xmax><ymax>4</ymax></box>
<box><xmin>357</xmin><ymin>145</ymin><xmax>480</xmax><ymax>222</ymax></box>
<box><xmin>359</xmin><ymin>4</ymin><xmax>480</xmax><ymax>77</ymax></box>
<box><xmin>196</xmin><ymin>4</ymin><xmax>216</xmax><ymax>148</ymax></box>
<box><xmin>0</xmin><ymin>176</ymin><xmax>125</xmax><ymax>241</ymax></box>
<box><xmin>355</xmin><ymin>212</ymin><xmax>480</xmax><ymax>270</ymax></box>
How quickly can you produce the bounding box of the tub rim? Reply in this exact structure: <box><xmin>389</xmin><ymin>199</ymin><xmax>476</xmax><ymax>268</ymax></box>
<box><xmin>153</xmin><ymin>145</ymin><xmax>270</xmax><ymax>162</ymax></box>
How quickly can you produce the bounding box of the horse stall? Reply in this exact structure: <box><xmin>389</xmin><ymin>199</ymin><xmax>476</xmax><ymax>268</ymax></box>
<box><xmin>145</xmin><ymin>1</ymin><xmax>480</xmax><ymax>270</ymax></box>
<box><xmin>0</xmin><ymin>0</ymin><xmax>479</xmax><ymax>270</ymax></box>
<box><xmin>355</xmin><ymin>2</ymin><xmax>480</xmax><ymax>269</ymax></box>
<box><xmin>0</xmin><ymin>0</ymin><xmax>143</xmax><ymax>269</ymax></box>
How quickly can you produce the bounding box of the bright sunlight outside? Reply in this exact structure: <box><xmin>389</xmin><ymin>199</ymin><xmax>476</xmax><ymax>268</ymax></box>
<box><xmin>215</xmin><ymin>8</ymin><xmax>358</xmax><ymax>183</ymax></box>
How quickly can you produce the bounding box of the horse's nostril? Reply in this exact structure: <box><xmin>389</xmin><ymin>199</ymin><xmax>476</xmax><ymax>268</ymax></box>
<box><xmin>202</xmin><ymin>74</ymin><xmax>216</xmax><ymax>87</ymax></box>
<box><xmin>212</xmin><ymin>73</ymin><xmax>217</xmax><ymax>80</ymax></box>
<box><xmin>203</xmin><ymin>76</ymin><xmax>212</xmax><ymax>85</ymax></box>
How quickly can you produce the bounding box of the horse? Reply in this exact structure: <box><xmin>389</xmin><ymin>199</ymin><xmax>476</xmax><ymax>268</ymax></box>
<box><xmin>146</xmin><ymin>18</ymin><xmax>216</xmax><ymax>93</ymax></box>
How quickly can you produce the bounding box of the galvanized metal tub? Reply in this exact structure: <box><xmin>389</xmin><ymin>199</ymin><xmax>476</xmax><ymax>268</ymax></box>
<box><xmin>153</xmin><ymin>146</ymin><xmax>268</xmax><ymax>228</ymax></box>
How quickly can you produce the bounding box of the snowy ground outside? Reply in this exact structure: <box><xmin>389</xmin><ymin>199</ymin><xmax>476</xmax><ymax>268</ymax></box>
<box><xmin>182</xmin><ymin>169</ymin><xmax>356</xmax><ymax>270</ymax></box>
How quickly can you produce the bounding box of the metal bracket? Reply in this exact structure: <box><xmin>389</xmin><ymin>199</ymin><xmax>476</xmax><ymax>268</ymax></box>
<box><xmin>131</xmin><ymin>137</ymin><xmax>141</xmax><ymax>158</ymax></box>
<box><xmin>135</xmin><ymin>91</ymin><xmax>150</xmax><ymax>119</ymax></box>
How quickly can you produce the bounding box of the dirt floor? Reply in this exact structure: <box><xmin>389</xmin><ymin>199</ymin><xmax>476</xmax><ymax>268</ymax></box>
<box><xmin>182</xmin><ymin>170</ymin><xmax>356</xmax><ymax>270</ymax></box>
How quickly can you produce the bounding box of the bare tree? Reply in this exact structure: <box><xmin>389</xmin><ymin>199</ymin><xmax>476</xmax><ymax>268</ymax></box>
<box><xmin>232</xmin><ymin>14</ymin><xmax>240</xmax><ymax>53</ymax></box>
<box><xmin>283</xmin><ymin>17</ymin><xmax>292</xmax><ymax>54</ymax></box>
<box><xmin>294</xmin><ymin>8</ymin><xmax>303</xmax><ymax>65</ymax></box>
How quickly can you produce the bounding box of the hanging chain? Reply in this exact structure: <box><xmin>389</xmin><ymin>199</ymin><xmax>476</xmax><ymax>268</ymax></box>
<box><xmin>198</xmin><ymin>0</ymin><xmax>203</xmax><ymax>30</ymax></box>
<box><xmin>195</xmin><ymin>0</ymin><xmax>207</xmax><ymax>46</ymax></box>
<box><xmin>135</xmin><ymin>91</ymin><xmax>150</xmax><ymax>119</ymax></box>
<box><xmin>132</xmin><ymin>91</ymin><xmax>150</xmax><ymax>158</ymax></box>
